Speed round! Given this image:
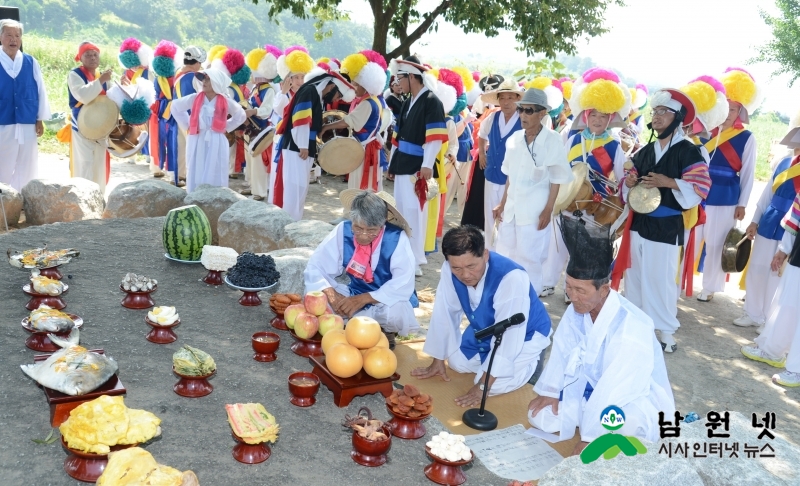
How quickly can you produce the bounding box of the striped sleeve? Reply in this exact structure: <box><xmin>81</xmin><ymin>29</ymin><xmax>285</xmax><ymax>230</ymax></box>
<box><xmin>425</xmin><ymin>122</ymin><xmax>449</xmax><ymax>143</ymax></box>
<box><xmin>391</xmin><ymin>123</ymin><xmax>399</xmax><ymax>147</ymax></box>
<box><xmin>782</xmin><ymin>193</ymin><xmax>800</xmax><ymax>236</ymax></box>
<box><xmin>681</xmin><ymin>161</ymin><xmax>711</xmax><ymax>200</ymax></box>
<box><xmin>291</xmin><ymin>101</ymin><xmax>313</xmax><ymax>127</ymax></box>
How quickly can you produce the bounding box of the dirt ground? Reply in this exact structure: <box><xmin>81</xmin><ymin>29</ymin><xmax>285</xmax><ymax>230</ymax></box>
<box><xmin>1</xmin><ymin>153</ymin><xmax>797</xmax><ymax>485</ymax></box>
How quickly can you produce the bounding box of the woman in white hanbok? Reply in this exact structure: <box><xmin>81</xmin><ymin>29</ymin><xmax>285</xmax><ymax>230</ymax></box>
<box><xmin>171</xmin><ymin>68</ymin><xmax>246</xmax><ymax>192</ymax></box>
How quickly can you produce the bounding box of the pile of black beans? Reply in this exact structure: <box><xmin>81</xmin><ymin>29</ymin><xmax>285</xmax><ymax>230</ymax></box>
<box><xmin>227</xmin><ymin>252</ymin><xmax>280</xmax><ymax>288</ymax></box>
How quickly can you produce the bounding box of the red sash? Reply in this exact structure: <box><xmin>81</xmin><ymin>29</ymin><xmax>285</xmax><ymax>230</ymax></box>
<box><xmin>360</xmin><ymin>139</ymin><xmax>382</xmax><ymax>191</ymax></box>
<box><xmin>611</xmin><ymin>213</ymin><xmax>634</xmax><ymax>290</ymax></box>
<box><xmin>273</xmin><ymin>150</ymin><xmax>285</xmax><ymax>208</ymax></box>
<box><xmin>591</xmin><ymin>145</ymin><xmax>614</xmax><ymax>176</ymax></box>
<box><xmin>718</xmin><ymin>141</ymin><xmax>743</xmax><ymax>172</ymax></box>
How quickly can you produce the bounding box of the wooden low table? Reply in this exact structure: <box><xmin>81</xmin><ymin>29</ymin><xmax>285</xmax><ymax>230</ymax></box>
<box><xmin>309</xmin><ymin>355</ymin><xmax>399</xmax><ymax>407</ymax></box>
<box><xmin>34</xmin><ymin>350</ymin><xmax>126</xmax><ymax>427</ymax></box>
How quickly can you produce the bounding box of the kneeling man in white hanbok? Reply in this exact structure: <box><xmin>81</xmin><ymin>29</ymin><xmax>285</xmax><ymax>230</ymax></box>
<box><xmin>529</xmin><ymin>216</ymin><xmax>675</xmax><ymax>455</ymax></box>
<box><xmin>411</xmin><ymin>225</ymin><xmax>552</xmax><ymax>408</ymax></box>
<box><xmin>304</xmin><ymin>190</ymin><xmax>420</xmax><ymax>347</ymax></box>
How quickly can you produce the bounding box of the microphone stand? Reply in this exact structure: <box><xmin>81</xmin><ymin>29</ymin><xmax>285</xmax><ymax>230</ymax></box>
<box><xmin>462</xmin><ymin>324</ymin><xmax>508</xmax><ymax>431</ymax></box>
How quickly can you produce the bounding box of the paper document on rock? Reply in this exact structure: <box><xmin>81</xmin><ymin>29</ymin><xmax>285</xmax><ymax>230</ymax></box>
<box><xmin>464</xmin><ymin>424</ymin><xmax>563</xmax><ymax>481</ymax></box>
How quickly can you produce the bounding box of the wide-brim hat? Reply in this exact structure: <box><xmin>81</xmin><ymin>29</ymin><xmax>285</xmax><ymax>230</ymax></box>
<box><xmin>480</xmin><ymin>78</ymin><xmax>522</xmax><ymax>105</ymax></box>
<box><xmin>650</xmin><ymin>88</ymin><xmax>697</xmax><ymax>127</ymax></box>
<box><xmin>516</xmin><ymin>88</ymin><xmax>551</xmax><ymax>112</ymax></box>
<box><xmin>391</xmin><ymin>55</ymin><xmax>428</xmax><ymax>76</ymax></box>
<box><xmin>339</xmin><ymin>189</ymin><xmax>411</xmax><ymax>236</ymax></box>
<box><xmin>77</xmin><ymin>95</ymin><xmax>120</xmax><ymax>141</ymax></box>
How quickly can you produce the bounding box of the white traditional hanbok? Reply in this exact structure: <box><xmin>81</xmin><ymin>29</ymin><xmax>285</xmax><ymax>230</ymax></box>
<box><xmin>171</xmin><ymin>68</ymin><xmax>246</xmax><ymax>193</ymax></box>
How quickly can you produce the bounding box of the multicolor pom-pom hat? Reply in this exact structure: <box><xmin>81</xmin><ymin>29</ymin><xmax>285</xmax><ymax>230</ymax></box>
<box><xmin>524</xmin><ymin>77</ymin><xmax>564</xmax><ymax>117</ymax></box>
<box><xmin>276</xmin><ymin>46</ymin><xmax>314</xmax><ymax>81</ymax></box>
<box><xmin>118</xmin><ymin>37</ymin><xmax>153</xmax><ymax>70</ymax></box>
<box><xmin>428</xmin><ymin>67</ymin><xmax>465</xmax><ymax>115</ymax></box>
<box><xmin>629</xmin><ymin>83</ymin><xmax>648</xmax><ymax>111</ymax></box>
<box><xmin>720</xmin><ymin>67</ymin><xmax>762</xmax><ymax>123</ymax></box>
<box><xmin>449</xmin><ymin>67</ymin><xmax>480</xmax><ymax>107</ymax></box>
<box><xmin>246</xmin><ymin>45</ymin><xmax>282</xmax><ymax>81</ymax></box>
<box><xmin>316</xmin><ymin>57</ymin><xmax>341</xmax><ymax>72</ymax></box>
<box><xmin>680</xmin><ymin>75</ymin><xmax>729</xmax><ymax>136</ymax></box>
<box><xmin>569</xmin><ymin>67</ymin><xmax>631</xmax><ymax>130</ymax></box>
<box><xmin>210</xmin><ymin>48</ymin><xmax>252</xmax><ymax>86</ymax></box>
<box><xmin>340</xmin><ymin>50</ymin><xmax>388</xmax><ymax>97</ymax></box>
<box><xmin>152</xmin><ymin>40</ymin><xmax>183</xmax><ymax>78</ymax></box>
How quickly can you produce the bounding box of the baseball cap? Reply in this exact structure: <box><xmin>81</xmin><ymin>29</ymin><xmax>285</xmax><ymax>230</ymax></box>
<box><xmin>184</xmin><ymin>46</ymin><xmax>207</xmax><ymax>63</ymax></box>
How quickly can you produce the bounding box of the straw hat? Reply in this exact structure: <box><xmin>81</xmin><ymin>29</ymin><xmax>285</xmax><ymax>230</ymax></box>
<box><xmin>480</xmin><ymin>78</ymin><xmax>522</xmax><ymax>105</ymax></box>
<box><xmin>77</xmin><ymin>96</ymin><xmax>120</xmax><ymax>141</ymax></box>
<box><xmin>339</xmin><ymin>189</ymin><xmax>411</xmax><ymax>236</ymax></box>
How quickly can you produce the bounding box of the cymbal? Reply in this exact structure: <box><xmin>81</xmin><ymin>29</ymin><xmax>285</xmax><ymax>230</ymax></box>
<box><xmin>628</xmin><ymin>183</ymin><xmax>661</xmax><ymax>214</ymax></box>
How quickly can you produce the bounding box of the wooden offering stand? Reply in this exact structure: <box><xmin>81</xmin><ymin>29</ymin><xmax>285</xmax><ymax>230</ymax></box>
<box><xmin>23</xmin><ymin>283</ymin><xmax>68</xmax><ymax>311</ymax></box>
<box><xmin>144</xmin><ymin>316</ymin><xmax>180</xmax><ymax>344</ymax></box>
<box><xmin>61</xmin><ymin>438</ymin><xmax>135</xmax><ymax>483</ymax></box>
<box><xmin>269</xmin><ymin>306</ymin><xmax>289</xmax><ymax>331</ymax></box>
<box><xmin>39</xmin><ymin>265</ymin><xmax>63</xmax><ymax>280</ymax></box>
<box><xmin>120</xmin><ymin>284</ymin><xmax>157</xmax><ymax>309</ymax></box>
<box><xmin>231</xmin><ymin>432</ymin><xmax>271</xmax><ymax>464</ymax></box>
<box><xmin>290</xmin><ymin>330</ymin><xmax>324</xmax><ymax>357</ymax></box>
<box><xmin>386</xmin><ymin>405</ymin><xmax>429</xmax><ymax>440</ymax></box>
<box><xmin>309</xmin><ymin>355</ymin><xmax>399</xmax><ymax>407</ymax></box>
<box><xmin>202</xmin><ymin>269</ymin><xmax>224</xmax><ymax>285</ymax></box>
<box><xmin>173</xmin><ymin>368</ymin><xmax>215</xmax><ymax>398</ymax></box>
<box><xmin>33</xmin><ymin>350</ymin><xmax>126</xmax><ymax>427</ymax></box>
<box><xmin>22</xmin><ymin>314</ymin><xmax>83</xmax><ymax>352</ymax></box>
<box><xmin>351</xmin><ymin>425</ymin><xmax>392</xmax><ymax>467</ymax></box>
<box><xmin>424</xmin><ymin>447</ymin><xmax>473</xmax><ymax>486</ymax></box>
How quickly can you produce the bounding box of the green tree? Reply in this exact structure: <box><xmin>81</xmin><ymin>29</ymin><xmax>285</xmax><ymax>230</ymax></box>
<box><xmin>249</xmin><ymin>0</ymin><xmax>622</xmax><ymax>59</ymax></box>
<box><xmin>753</xmin><ymin>0</ymin><xmax>800</xmax><ymax>85</ymax></box>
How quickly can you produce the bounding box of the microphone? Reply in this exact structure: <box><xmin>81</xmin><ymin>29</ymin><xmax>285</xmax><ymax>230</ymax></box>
<box><xmin>473</xmin><ymin>313</ymin><xmax>525</xmax><ymax>341</ymax></box>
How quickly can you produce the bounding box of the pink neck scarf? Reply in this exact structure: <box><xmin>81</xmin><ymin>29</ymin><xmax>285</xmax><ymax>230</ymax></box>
<box><xmin>189</xmin><ymin>93</ymin><xmax>228</xmax><ymax>135</ymax></box>
<box><xmin>346</xmin><ymin>226</ymin><xmax>385</xmax><ymax>283</ymax></box>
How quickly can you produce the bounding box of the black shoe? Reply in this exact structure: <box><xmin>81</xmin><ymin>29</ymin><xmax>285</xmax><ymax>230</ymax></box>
<box><xmin>384</xmin><ymin>331</ymin><xmax>397</xmax><ymax>350</ymax></box>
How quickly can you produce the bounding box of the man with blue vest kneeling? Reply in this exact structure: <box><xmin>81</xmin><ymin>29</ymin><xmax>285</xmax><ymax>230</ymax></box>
<box><xmin>304</xmin><ymin>189</ymin><xmax>420</xmax><ymax>348</ymax></box>
<box><xmin>411</xmin><ymin>225</ymin><xmax>552</xmax><ymax>408</ymax></box>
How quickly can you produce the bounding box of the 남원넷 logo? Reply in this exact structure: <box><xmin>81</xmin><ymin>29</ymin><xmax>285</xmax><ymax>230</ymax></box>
<box><xmin>580</xmin><ymin>406</ymin><xmax>648</xmax><ymax>464</ymax></box>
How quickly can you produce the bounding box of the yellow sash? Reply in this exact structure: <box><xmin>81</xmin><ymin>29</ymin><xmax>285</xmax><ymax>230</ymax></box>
<box><xmin>566</xmin><ymin>134</ymin><xmax>613</xmax><ymax>163</ymax></box>
<box><xmin>131</xmin><ymin>67</ymin><xmax>145</xmax><ymax>83</ymax></box>
<box><xmin>703</xmin><ymin>127</ymin><xmax>744</xmax><ymax>153</ymax></box>
<box><xmin>772</xmin><ymin>162</ymin><xmax>800</xmax><ymax>193</ymax></box>
<box><xmin>157</xmin><ymin>76</ymin><xmax>173</xmax><ymax>119</ymax></box>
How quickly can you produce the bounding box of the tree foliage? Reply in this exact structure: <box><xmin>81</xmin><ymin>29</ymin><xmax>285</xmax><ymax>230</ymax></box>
<box><xmin>752</xmin><ymin>0</ymin><xmax>800</xmax><ymax>85</ymax></box>
<box><xmin>251</xmin><ymin>0</ymin><xmax>623</xmax><ymax>59</ymax></box>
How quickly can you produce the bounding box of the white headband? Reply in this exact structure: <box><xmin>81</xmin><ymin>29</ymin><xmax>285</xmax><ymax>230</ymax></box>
<box><xmin>397</xmin><ymin>63</ymin><xmax>423</xmax><ymax>76</ymax></box>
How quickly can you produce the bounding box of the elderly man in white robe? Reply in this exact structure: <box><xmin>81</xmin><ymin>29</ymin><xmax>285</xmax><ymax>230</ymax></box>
<box><xmin>171</xmin><ymin>68</ymin><xmax>246</xmax><ymax>192</ymax></box>
<box><xmin>493</xmin><ymin>88</ymin><xmax>574</xmax><ymax>295</ymax></box>
<box><xmin>0</xmin><ymin>19</ymin><xmax>50</xmax><ymax>190</ymax></box>
<box><xmin>411</xmin><ymin>225</ymin><xmax>552</xmax><ymax>408</ymax></box>
<box><xmin>304</xmin><ymin>190</ymin><xmax>419</xmax><ymax>346</ymax></box>
<box><xmin>529</xmin><ymin>216</ymin><xmax>675</xmax><ymax>455</ymax></box>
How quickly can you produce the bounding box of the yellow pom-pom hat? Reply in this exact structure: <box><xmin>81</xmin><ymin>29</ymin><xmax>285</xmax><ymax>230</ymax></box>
<box><xmin>680</xmin><ymin>76</ymin><xmax>729</xmax><ymax>135</ymax></box>
<box><xmin>524</xmin><ymin>77</ymin><xmax>563</xmax><ymax>115</ymax></box>
<box><xmin>569</xmin><ymin>68</ymin><xmax>631</xmax><ymax>130</ymax></box>
<box><xmin>340</xmin><ymin>50</ymin><xmax>388</xmax><ymax>97</ymax></box>
<box><xmin>246</xmin><ymin>45</ymin><xmax>282</xmax><ymax>80</ymax></box>
<box><xmin>276</xmin><ymin>46</ymin><xmax>314</xmax><ymax>80</ymax></box>
<box><xmin>720</xmin><ymin>67</ymin><xmax>762</xmax><ymax>123</ymax></box>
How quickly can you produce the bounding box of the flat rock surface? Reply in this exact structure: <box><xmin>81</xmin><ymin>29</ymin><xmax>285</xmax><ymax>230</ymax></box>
<box><xmin>0</xmin><ymin>218</ymin><xmax>505</xmax><ymax>485</ymax></box>
<box><xmin>279</xmin><ymin>219</ymin><xmax>335</xmax><ymax>250</ymax></box>
<box><xmin>184</xmin><ymin>185</ymin><xmax>247</xmax><ymax>244</ymax></box>
<box><xmin>217</xmin><ymin>200</ymin><xmax>295</xmax><ymax>254</ymax></box>
<box><xmin>103</xmin><ymin>180</ymin><xmax>188</xmax><ymax>219</ymax></box>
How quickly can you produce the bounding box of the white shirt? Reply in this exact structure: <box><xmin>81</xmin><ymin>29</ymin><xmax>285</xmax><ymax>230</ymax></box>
<box><xmin>0</xmin><ymin>50</ymin><xmax>50</xmax><ymax>143</ymax></box>
<box><xmin>423</xmin><ymin>260</ymin><xmax>537</xmax><ymax>380</ymax></box>
<box><xmin>172</xmin><ymin>93</ymin><xmax>246</xmax><ymax>135</ymax></box>
<box><xmin>303</xmin><ymin>222</ymin><xmax>416</xmax><ymax>307</ymax></box>
<box><xmin>501</xmin><ymin>128</ymin><xmax>574</xmax><ymax>226</ymax></box>
<box><xmin>479</xmin><ymin>111</ymin><xmax>519</xmax><ymax>140</ymax></box>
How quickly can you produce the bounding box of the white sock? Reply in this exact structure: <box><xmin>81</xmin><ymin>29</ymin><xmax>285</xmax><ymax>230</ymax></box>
<box><xmin>660</xmin><ymin>333</ymin><xmax>676</xmax><ymax>346</ymax></box>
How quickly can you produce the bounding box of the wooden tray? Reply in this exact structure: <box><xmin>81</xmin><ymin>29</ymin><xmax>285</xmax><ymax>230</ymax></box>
<box><xmin>309</xmin><ymin>355</ymin><xmax>399</xmax><ymax>407</ymax></box>
<box><xmin>33</xmin><ymin>349</ymin><xmax>126</xmax><ymax>427</ymax></box>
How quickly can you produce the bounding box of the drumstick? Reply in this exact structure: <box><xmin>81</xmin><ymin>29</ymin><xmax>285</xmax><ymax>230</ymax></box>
<box><xmin>735</xmin><ymin>236</ymin><xmax>749</xmax><ymax>248</ymax></box>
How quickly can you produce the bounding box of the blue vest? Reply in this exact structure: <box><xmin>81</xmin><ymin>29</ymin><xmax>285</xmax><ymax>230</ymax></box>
<box><xmin>758</xmin><ymin>156</ymin><xmax>800</xmax><ymax>240</ymax></box>
<box><xmin>352</xmin><ymin>98</ymin><xmax>381</xmax><ymax>143</ymax></box>
<box><xmin>452</xmin><ymin>252</ymin><xmax>551</xmax><ymax>363</ymax></box>
<box><xmin>0</xmin><ymin>53</ymin><xmax>38</xmax><ymax>125</ymax></box>
<box><xmin>454</xmin><ymin>113</ymin><xmax>473</xmax><ymax>162</ymax></box>
<box><xmin>249</xmin><ymin>83</ymin><xmax>274</xmax><ymax>130</ymax></box>
<box><xmin>342</xmin><ymin>221</ymin><xmax>419</xmax><ymax>309</ymax></box>
<box><xmin>485</xmin><ymin>112</ymin><xmax>521</xmax><ymax>185</ymax></box>
<box><xmin>68</xmin><ymin>67</ymin><xmax>107</xmax><ymax>132</ymax></box>
<box><xmin>705</xmin><ymin>130</ymin><xmax>751</xmax><ymax>206</ymax></box>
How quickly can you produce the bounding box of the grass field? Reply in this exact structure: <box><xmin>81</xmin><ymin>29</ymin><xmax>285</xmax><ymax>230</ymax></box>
<box><xmin>24</xmin><ymin>34</ymin><xmax>789</xmax><ymax>181</ymax></box>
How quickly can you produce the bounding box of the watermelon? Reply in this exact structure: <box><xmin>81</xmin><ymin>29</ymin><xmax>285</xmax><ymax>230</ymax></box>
<box><xmin>163</xmin><ymin>205</ymin><xmax>212</xmax><ymax>261</ymax></box>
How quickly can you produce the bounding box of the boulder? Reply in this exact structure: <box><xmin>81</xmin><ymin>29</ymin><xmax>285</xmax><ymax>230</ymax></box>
<box><xmin>21</xmin><ymin>178</ymin><xmax>104</xmax><ymax>225</ymax></box>
<box><xmin>217</xmin><ymin>200</ymin><xmax>294</xmax><ymax>253</ymax></box>
<box><xmin>183</xmin><ymin>185</ymin><xmax>246</xmax><ymax>243</ymax></box>
<box><xmin>0</xmin><ymin>183</ymin><xmax>23</xmax><ymax>230</ymax></box>
<box><xmin>263</xmin><ymin>247</ymin><xmax>314</xmax><ymax>296</ymax></box>
<box><xmin>279</xmin><ymin>220</ymin><xmax>334</xmax><ymax>249</ymax></box>
<box><xmin>103</xmin><ymin>180</ymin><xmax>187</xmax><ymax>219</ymax></box>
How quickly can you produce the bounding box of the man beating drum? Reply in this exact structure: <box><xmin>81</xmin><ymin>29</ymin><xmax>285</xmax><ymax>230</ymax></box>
<box><xmin>67</xmin><ymin>42</ymin><xmax>115</xmax><ymax>194</ymax></box>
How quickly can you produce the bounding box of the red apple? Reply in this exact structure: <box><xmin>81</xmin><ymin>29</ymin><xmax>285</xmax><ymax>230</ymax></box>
<box><xmin>294</xmin><ymin>312</ymin><xmax>320</xmax><ymax>339</ymax></box>
<box><xmin>284</xmin><ymin>304</ymin><xmax>306</xmax><ymax>330</ymax></box>
<box><xmin>318</xmin><ymin>313</ymin><xmax>344</xmax><ymax>336</ymax></box>
<box><xmin>304</xmin><ymin>291</ymin><xmax>329</xmax><ymax>316</ymax></box>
